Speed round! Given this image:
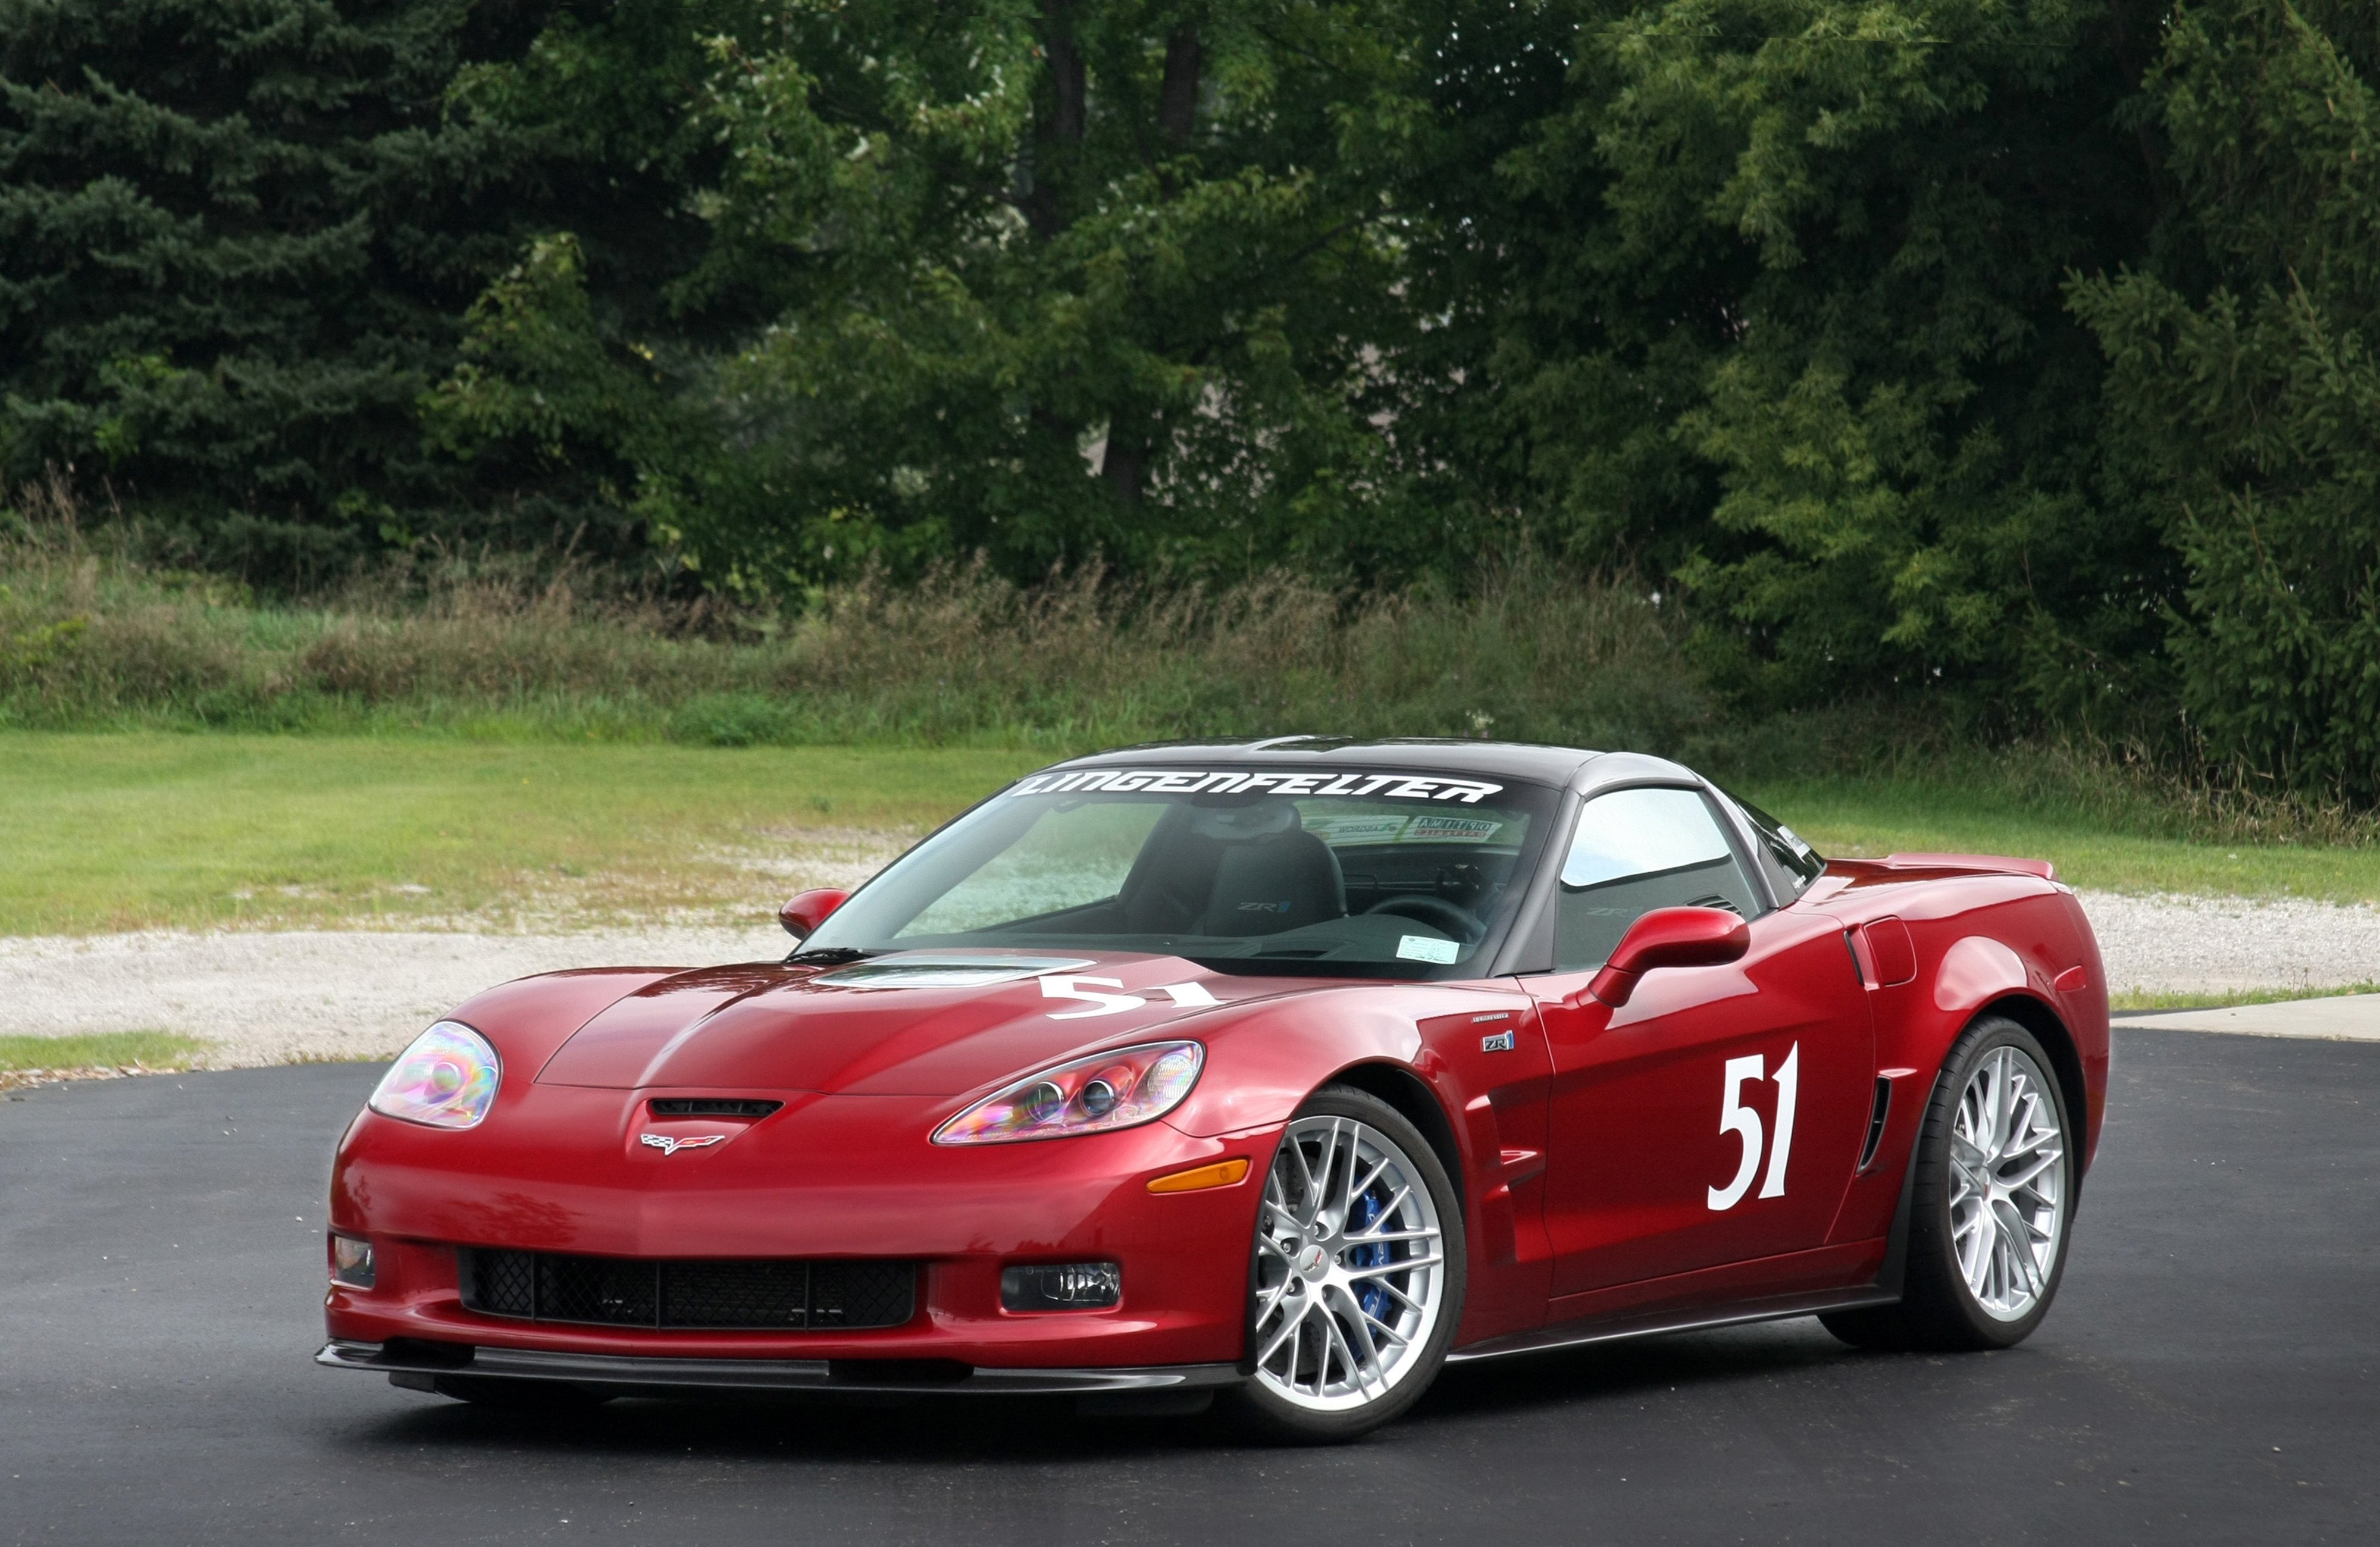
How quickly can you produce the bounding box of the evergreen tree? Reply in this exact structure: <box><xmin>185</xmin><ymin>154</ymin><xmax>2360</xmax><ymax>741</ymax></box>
<box><xmin>0</xmin><ymin>0</ymin><xmax>564</xmax><ymax>577</ymax></box>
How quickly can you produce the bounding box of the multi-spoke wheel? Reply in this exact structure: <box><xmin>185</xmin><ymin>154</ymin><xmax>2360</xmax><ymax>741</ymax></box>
<box><xmin>1948</xmin><ymin>1042</ymin><xmax>2067</xmax><ymax>1320</ymax></box>
<box><xmin>1824</xmin><ymin>1017</ymin><xmax>2075</xmax><ymax>1352</ymax></box>
<box><xmin>1230</xmin><ymin>1087</ymin><xmax>1464</xmax><ymax>1441</ymax></box>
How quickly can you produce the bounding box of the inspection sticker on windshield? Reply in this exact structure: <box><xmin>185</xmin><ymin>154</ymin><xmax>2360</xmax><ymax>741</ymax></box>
<box><xmin>1009</xmin><ymin>769</ymin><xmax>1506</xmax><ymax>803</ymax></box>
<box><xmin>1396</xmin><ymin>935</ymin><xmax>1461</xmax><ymax>964</ymax></box>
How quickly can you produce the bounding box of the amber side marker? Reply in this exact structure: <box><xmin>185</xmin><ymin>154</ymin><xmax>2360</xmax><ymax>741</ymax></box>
<box><xmin>1147</xmin><ymin>1157</ymin><xmax>1251</xmax><ymax>1194</ymax></box>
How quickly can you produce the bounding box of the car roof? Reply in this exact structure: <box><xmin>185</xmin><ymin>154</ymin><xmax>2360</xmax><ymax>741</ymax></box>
<box><xmin>1031</xmin><ymin>737</ymin><xmax>1701</xmax><ymax>795</ymax></box>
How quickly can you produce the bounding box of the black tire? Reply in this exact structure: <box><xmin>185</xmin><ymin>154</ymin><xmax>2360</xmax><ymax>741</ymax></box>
<box><xmin>1223</xmin><ymin>1085</ymin><xmax>1467</xmax><ymax>1443</ymax></box>
<box><xmin>1822</xmin><ymin>1016</ymin><xmax>2077</xmax><ymax>1352</ymax></box>
<box><xmin>431</xmin><ymin>1374</ymin><xmax>616</xmax><ymax>1411</ymax></box>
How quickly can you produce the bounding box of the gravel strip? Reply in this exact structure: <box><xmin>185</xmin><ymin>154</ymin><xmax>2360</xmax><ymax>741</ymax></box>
<box><xmin>1</xmin><ymin>889</ymin><xmax>2373</xmax><ymax>1069</ymax></box>
<box><xmin>0</xmin><ymin>926</ymin><xmax>787</xmax><ymax>1067</ymax></box>
<box><xmin>2076</xmin><ymin>890</ymin><xmax>2380</xmax><ymax>995</ymax></box>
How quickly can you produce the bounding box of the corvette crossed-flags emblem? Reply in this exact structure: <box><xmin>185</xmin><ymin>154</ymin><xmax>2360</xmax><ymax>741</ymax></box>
<box><xmin>638</xmin><ymin>1133</ymin><xmax>726</xmax><ymax>1155</ymax></box>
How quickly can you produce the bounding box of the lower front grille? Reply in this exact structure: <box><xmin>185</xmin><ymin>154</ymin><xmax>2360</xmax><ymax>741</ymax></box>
<box><xmin>459</xmin><ymin>1249</ymin><xmax>916</xmax><ymax>1331</ymax></box>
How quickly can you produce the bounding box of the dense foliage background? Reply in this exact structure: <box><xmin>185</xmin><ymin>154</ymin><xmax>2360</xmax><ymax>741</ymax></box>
<box><xmin>4</xmin><ymin>0</ymin><xmax>2375</xmax><ymax>795</ymax></box>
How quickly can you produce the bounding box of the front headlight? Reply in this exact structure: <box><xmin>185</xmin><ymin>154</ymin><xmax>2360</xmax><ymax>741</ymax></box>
<box><xmin>934</xmin><ymin>1041</ymin><xmax>1204</xmax><ymax>1145</ymax></box>
<box><xmin>368</xmin><ymin>1020</ymin><xmax>501</xmax><ymax>1130</ymax></box>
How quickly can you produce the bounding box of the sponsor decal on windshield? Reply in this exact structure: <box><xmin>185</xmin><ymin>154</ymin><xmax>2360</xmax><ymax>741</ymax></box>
<box><xmin>1301</xmin><ymin>812</ymin><xmax>1513</xmax><ymax>847</ymax></box>
<box><xmin>1009</xmin><ymin>769</ymin><xmax>1507</xmax><ymax>804</ymax></box>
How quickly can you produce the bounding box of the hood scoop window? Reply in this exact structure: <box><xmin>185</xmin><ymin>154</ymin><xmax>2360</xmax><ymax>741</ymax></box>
<box><xmin>812</xmin><ymin>953</ymin><xmax>1094</xmax><ymax>991</ymax></box>
<box><xmin>647</xmin><ymin>1098</ymin><xmax>784</xmax><ymax>1119</ymax></box>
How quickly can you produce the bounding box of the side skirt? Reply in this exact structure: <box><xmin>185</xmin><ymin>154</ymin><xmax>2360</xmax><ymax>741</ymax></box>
<box><xmin>1445</xmin><ymin>1284</ymin><xmax>1898</xmax><ymax>1364</ymax></box>
<box><xmin>1447</xmin><ymin>1239</ymin><xmax>1900</xmax><ymax>1364</ymax></box>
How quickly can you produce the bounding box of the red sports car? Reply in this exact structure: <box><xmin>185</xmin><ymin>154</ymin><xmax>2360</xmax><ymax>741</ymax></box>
<box><xmin>319</xmin><ymin>740</ymin><xmax>2107</xmax><ymax>1440</ymax></box>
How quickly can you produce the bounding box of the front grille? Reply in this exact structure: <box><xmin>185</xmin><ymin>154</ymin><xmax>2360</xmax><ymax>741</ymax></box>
<box><xmin>460</xmin><ymin>1250</ymin><xmax>915</xmax><ymax>1331</ymax></box>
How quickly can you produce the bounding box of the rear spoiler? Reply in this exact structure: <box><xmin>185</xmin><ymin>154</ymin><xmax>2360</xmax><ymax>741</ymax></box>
<box><xmin>1873</xmin><ymin>851</ymin><xmax>2058</xmax><ymax>882</ymax></box>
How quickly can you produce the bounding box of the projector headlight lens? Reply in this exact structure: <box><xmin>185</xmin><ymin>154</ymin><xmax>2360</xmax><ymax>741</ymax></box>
<box><xmin>934</xmin><ymin>1041</ymin><xmax>1203</xmax><ymax>1145</ymax></box>
<box><xmin>368</xmin><ymin>1020</ymin><xmax>500</xmax><ymax>1130</ymax></box>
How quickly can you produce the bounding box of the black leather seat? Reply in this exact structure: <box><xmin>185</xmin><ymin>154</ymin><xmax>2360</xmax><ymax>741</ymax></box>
<box><xmin>1198</xmin><ymin>826</ymin><xmax>1347</xmax><ymax>937</ymax></box>
<box><xmin>1115</xmin><ymin>804</ymin><xmax>1346</xmax><ymax>937</ymax></box>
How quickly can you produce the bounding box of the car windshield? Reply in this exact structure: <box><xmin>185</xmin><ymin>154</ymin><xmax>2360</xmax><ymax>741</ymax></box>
<box><xmin>801</xmin><ymin>766</ymin><xmax>1563</xmax><ymax>979</ymax></box>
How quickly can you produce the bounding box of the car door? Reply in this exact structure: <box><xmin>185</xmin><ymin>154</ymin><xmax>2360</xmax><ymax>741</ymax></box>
<box><xmin>1525</xmin><ymin>785</ymin><xmax>1874</xmax><ymax>1298</ymax></box>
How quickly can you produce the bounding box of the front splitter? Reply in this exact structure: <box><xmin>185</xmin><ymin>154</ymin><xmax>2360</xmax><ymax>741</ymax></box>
<box><xmin>317</xmin><ymin>1339</ymin><xmax>1244</xmax><ymax>1396</ymax></box>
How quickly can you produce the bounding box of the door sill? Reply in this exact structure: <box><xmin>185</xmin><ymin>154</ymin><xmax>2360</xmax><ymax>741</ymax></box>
<box><xmin>1449</xmin><ymin>1247</ymin><xmax>1895</xmax><ymax>1365</ymax></box>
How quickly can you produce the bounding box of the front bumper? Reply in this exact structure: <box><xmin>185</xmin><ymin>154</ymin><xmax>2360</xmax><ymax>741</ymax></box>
<box><xmin>327</xmin><ymin>1100</ymin><xmax>1283</xmax><ymax>1369</ymax></box>
<box><xmin>318</xmin><ymin>1338</ymin><xmax>1244</xmax><ymax>1397</ymax></box>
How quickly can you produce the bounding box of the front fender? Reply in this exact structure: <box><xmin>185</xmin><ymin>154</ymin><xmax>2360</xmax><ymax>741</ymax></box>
<box><xmin>1164</xmin><ymin>987</ymin><xmax>1428</xmax><ymax>1138</ymax></box>
<box><xmin>1160</xmin><ymin>979</ymin><xmax>1551</xmax><ymax>1348</ymax></box>
<box><xmin>367</xmin><ymin>967</ymin><xmax>682</xmax><ymax>1128</ymax></box>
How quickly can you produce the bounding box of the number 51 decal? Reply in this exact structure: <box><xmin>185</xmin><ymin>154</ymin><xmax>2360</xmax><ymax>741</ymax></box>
<box><xmin>1040</xmin><ymin>975</ymin><xmax>1220</xmax><ymax>1020</ymax></box>
<box><xmin>1708</xmin><ymin>1043</ymin><xmax>1799</xmax><ymax>1211</ymax></box>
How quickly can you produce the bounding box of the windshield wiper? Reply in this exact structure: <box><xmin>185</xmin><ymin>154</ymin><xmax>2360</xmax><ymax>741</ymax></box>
<box><xmin>786</xmin><ymin>946</ymin><xmax>877</xmax><ymax>966</ymax></box>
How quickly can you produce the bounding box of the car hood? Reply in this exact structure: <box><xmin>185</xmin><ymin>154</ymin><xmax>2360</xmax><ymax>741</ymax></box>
<box><xmin>533</xmin><ymin>950</ymin><xmax>1304</xmax><ymax>1097</ymax></box>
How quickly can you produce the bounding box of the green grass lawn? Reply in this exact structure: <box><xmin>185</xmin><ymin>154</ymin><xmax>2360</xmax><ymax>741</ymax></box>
<box><xmin>0</xmin><ymin>1032</ymin><xmax>208</xmax><ymax>1072</ymax></box>
<box><xmin>0</xmin><ymin>732</ymin><xmax>1040</xmax><ymax>934</ymax></box>
<box><xmin>1745</xmin><ymin>776</ymin><xmax>2380</xmax><ymax>905</ymax></box>
<box><xmin>2</xmin><ymin>732</ymin><xmax>2373</xmax><ymax>938</ymax></box>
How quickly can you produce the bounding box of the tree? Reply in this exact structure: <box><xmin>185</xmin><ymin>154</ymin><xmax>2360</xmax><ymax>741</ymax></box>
<box><xmin>425</xmin><ymin>0</ymin><xmax>1448</xmax><ymax>590</ymax></box>
<box><xmin>2073</xmin><ymin>0</ymin><xmax>2380</xmax><ymax>796</ymax></box>
<box><xmin>1416</xmin><ymin>0</ymin><xmax>2171</xmax><ymax>716</ymax></box>
<box><xmin>0</xmin><ymin>0</ymin><xmax>581</xmax><ymax>578</ymax></box>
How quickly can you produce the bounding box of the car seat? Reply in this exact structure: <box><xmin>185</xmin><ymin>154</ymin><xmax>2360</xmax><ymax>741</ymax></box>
<box><xmin>1116</xmin><ymin>802</ymin><xmax>1346</xmax><ymax>937</ymax></box>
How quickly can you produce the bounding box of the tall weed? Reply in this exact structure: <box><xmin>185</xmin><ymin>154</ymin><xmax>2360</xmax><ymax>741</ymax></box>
<box><xmin>6</xmin><ymin>481</ymin><xmax>2374</xmax><ymax>850</ymax></box>
<box><xmin>0</xmin><ymin>488</ymin><xmax>1706</xmax><ymax>754</ymax></box>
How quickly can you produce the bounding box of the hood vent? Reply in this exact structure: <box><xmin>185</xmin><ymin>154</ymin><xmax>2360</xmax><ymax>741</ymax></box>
<box><xmin>648</xmin><ymin>1098</ymin><xmax>783</xmax><ymax>1119</ymax></box>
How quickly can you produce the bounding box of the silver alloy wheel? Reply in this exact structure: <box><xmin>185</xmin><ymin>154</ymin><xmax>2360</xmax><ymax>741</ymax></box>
<box><xmin>1250</xmin><ymin>1115</ymin><xmax>1446</xmax><ymax>1413</ymax></box>
<box><xmin>1949</xmin><ymin>1044</ymin><xmax>2068</xmax><ymax>1321</ymax></box>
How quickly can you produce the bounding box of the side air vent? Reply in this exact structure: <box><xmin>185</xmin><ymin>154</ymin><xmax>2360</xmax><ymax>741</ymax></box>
<box><xmin>648</xmin><ymin>1098</ymin><xmax>784</xmax><ymax>1119</ymax></box>
<box><xmin>1858</xmin><ymin>1078</ymin><xmax>1892</xmax><ymax>1171</ymax></box>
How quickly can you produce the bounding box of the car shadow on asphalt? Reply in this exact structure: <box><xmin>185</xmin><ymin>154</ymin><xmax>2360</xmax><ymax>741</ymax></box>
<box><xmin>339</xmin><ymin>1319</ymin><xmax>1865</xmax><ymax>1461</ymax></box>
<box><xmin>1416</xmin><ymin>1316</ymin><xmax>1862</xmax><ymax>1423</ymax></box>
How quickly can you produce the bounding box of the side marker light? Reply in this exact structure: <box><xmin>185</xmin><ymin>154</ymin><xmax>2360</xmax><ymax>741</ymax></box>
<box><xmin>1147</xmin><ymin>1157</ymin><xmax>1251</xmax><ymax>1194</ymax></box>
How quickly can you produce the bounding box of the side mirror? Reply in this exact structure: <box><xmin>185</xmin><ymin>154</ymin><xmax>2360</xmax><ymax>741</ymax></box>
<box><xmin>1586</xmin><ymin>906</ymin><xmax>1749</xmax><ymax>1007</ymax></box>
<box><xmin>779</xmin><ymin>887</ymin><xmax>851</xmax><ymax>941</ymax></box>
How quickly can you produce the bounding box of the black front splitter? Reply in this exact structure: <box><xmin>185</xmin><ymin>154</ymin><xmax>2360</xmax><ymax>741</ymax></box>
<box><xmin>317</xmin><ymin>1338</ymin><xmax>1244</xmax><ymax>1399</ymax></box>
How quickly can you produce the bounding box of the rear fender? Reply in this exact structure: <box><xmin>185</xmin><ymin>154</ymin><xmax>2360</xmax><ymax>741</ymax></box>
<box><xmin>1826</xmin><ymin>892</ymin><xmax>2109</xmax><ymax>1248</ymax></box>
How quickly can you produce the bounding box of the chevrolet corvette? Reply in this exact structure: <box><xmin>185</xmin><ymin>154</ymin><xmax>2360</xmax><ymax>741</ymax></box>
<box><xmin>318</xmin><ymin>739</ymin><xmax>2107</xmax><ymax>1440</ymax></box>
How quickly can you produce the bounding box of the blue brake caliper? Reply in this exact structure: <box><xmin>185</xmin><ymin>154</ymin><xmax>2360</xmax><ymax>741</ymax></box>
<box><xmin>1347</xmin><ymin>1184</ymin><xmax>1389</xmax><ymax>1323</ymax></box>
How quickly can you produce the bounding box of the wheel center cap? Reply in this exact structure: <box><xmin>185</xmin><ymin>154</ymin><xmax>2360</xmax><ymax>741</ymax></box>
<box><xmin>1296</xmin><ymin>1245</ymin><xmax>1331</xmax><ymax>1277</ymax></box>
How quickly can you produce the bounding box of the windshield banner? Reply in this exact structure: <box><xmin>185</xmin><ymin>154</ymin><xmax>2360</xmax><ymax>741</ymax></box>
<box><xmin>1008</xmin><ymin>769</ymin><xmax>1508</xmax><ymax>804</ymax></box>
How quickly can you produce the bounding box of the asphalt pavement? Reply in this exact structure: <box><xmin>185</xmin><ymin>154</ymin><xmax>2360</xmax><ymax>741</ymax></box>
<box><xmin>2</xmin><ymin>1030</ymin><xmax>2373</xmax><ymax>1546</ymax></box>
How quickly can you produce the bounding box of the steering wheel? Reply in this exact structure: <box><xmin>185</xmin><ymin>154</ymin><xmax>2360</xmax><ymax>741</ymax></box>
<box><xmin>1363</xmin><ymin>894</ymin><xmax>1488</xmax><ymax>946</ymax></box>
